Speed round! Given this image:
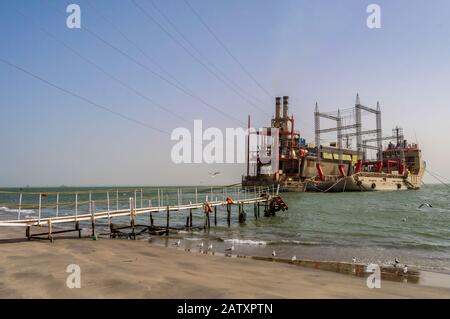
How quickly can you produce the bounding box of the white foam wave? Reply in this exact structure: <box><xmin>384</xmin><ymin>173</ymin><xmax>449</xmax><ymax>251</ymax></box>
<box><xmin>184</xmin><ymin>237</ymin><xmax>203</xmax><ymax>241</ymax></box>
<box><xmin>224</xmin><ymin>238</ymin><xmax>267</xmax><ymax>246</ymax></box>
<box><xmin>0</xmin><ymin>206</ymin><xmax>36</xmax><ymax>215</ymax></box>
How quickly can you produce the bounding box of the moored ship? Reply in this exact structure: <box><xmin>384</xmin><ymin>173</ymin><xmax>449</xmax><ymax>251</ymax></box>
<box><xmin>242</xmin><ymin>94</ymin><xmax>425</xmax><ymax>192</ymax></box>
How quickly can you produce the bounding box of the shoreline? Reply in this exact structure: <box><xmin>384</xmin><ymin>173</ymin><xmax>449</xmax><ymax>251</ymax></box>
<box><xmin>1</xmin><ymin>227</ymin><xmax>450</xmax><ymax>298</ymax></box>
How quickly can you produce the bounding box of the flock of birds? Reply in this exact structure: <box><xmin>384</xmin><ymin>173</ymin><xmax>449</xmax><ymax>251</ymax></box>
<box><xmin>168</xmin><ymin>200</ymin><xmax>434</xmax><ymax>271</ymax></box>
<box><xmin>174</xmin><ymin>240</ymin><xmax>409</xmax><ymax>274</ymax></box>
<box><xmin>352</xmin><ymin>256</ymin><xmax>408</xmax><ymax>274</ymax></box>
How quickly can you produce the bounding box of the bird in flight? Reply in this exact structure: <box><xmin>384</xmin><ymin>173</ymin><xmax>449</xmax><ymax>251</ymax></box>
<box><xmin>418</xmin><ymin>203</ymin><xmax>433</xmax><ymax>208</ymax></box>
<box><xmin>209</xmin><ymin>172</ymin><xmax>221</xmax><ymax>177</ymax></box>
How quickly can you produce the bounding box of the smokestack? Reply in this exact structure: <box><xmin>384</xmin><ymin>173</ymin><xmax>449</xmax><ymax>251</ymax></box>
<box><xmin>282</xmin><ymin>96</ymin><xmax>289</xmax><ymax>118</ymax></box>
<box><xmin>275</xmin><ymin>97</ymin><xmax>281</xmax><ymax>119</ymax></box>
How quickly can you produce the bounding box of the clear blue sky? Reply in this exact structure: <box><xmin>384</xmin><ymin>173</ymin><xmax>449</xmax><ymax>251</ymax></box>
<box><xmin>1</xmin><ymin>0</ymin><xmax>449</xmax><ymax>186</ymax></box>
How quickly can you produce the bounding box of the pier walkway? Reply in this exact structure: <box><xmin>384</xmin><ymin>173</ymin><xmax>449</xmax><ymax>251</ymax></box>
<box><xmin>0</xmin><ymin>185</ymin><xmax>287</xmax><ymax>241</ymax></box>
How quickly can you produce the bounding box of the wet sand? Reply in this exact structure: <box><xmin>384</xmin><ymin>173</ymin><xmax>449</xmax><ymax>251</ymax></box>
<box><xmin>0</xmin><ymin>227</ymin><xmax>449</xmax><ymax>298</ymax></box>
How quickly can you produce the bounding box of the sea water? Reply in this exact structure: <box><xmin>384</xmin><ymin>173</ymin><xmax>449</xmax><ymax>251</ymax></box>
<box><xmin>1</xmin><ymin>185</ymin><xmax>449</xmax><ymax>274</ymax></box>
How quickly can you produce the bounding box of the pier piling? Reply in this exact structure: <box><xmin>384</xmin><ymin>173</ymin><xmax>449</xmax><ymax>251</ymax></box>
<box><xmin>166</xmin><ymin>206</ymin><xmax>170</xmax><ymax>236</ymax></box>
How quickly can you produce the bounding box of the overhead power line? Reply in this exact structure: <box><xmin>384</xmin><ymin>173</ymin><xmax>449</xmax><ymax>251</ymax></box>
<box><xmin>85</xmin><ymin>0</ymin><xmax>188</xmax><ymax>92</ymax></box>
<box><xmin>41</xmin><ymin>0</ymin><xmax>245</xmax><ymax>126</ymax></box>
<box><xmin>0</xmin><ymin>56</ymin><xmax>169</xmax><ymax>135</ymax></box>
<box><xmin>148</xmin><ymin>0</ymin><xmax>271</xmax><ymax>116</ymax></box>
<box><xmin>131</xmin><ymin>0</ymin><xmax>269</xmax><ymax>117</ymax></box>
<box><xmin>183</xmin><ymin>0</ymin><xmax>273</xmax><ymax>99</ymax></box>
<box><xmin>82</xmin><ymin>25</ymin><xmax>245</xmax><ymax>125</ymax></box>
<box><xmin>12</xmin><ymin>8</ymin><xmax>189</xmax><ymax>125</ymax></box>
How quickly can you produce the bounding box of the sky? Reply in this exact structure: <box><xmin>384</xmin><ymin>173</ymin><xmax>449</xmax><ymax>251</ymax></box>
<box><xmin>1</xmin><ymin>0</ymin><xmax>450</xmax><ymax>186</ymax></box>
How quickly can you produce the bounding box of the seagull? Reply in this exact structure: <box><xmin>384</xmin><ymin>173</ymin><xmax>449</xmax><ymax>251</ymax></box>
<box><xmin>272</xmin><ymin>250</ymin><xmax>276</xmax><ymax>257</ymax></box>
<box><xmin>174</xmin><ymin>240</ymin><xmax>181</xmax><ymax>246</ymax></box>
<box><xmin>198</xmin><ymin>242</ymin><xmax>204</xmax><ymax>248</ymax></box>
<box><xmin>352</xmin><ymin>257</ymin><xmax>357</xmax><ymax>264</ymax></box>
<box><xmin>419</xmin><ymin>203</ymin><xmax>433</xmax><ymax>208</ymax></box>
<box><xmin>225</xmin><ymin>245</ymin><xmax>235</xmax><ymax>252</ymax></box>
<box><xmin>402</xmin><ymin>217</ymin><xmax>407</xmax><ymax>222</ymax></box>
<box><xmin>209</xmin><ymin>172</ymin><xmax>221</xmax><ymax>177</ymax></box>
<box><xmin>403</xmin><ymin>265</ymin><xmax>408</xmax><ymax>274</ymax></box>
<box><xmin>291</xmin><ymin>255</ymin><xmax>297</xmax><ymax>262</ymax></box>
<box><xmin>394</xmin><ymin>258</ymin><xmax>400</xmax><ymax>267</ymax></box>
<box><xmin>208</xmin><ymin>244</ymin><xmax>213</xmax><ymax>251</ymax></box>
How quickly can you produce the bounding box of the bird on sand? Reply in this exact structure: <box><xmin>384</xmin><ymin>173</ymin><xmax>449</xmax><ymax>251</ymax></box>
<box><xmin>419</xmin><ymin>203</ymin><xmax>433</xmax><ymax>208</ymax></box>
<box><xmin>352</xmin><ymin>257</ymin><xmax>357</xmax><ymax>264</ymax></box>
<box><xmin>225</xmin><ymin>245</ymin><xmax>235</xmax><ymax>252</ymax></box>
<box><xmin>198</xmin><ymin>242</ymin><xmax>204</xmax><ymax>248</ymax></box>
<box><xmin>291</xmin><ymin>256</ymin><xmax>297</xmax><ymax>262</ymax></box>
<box><xmin>272</xmin><ymin>250</ymin><xmax>276</xmax><ymax>257</ymax></box>
<box><xmin>394</xmin><ymin>258</ymin><xmax>400</xmax><ymax>267</ymax></box>
<box><xmin>174</xmin><ymin>240</ymin><xmax>181</xmax><ymax>246</ymax></box>
<box><xmin>403</xmin><ymin>265</ymin><xmax>408</xmax><ymax>274</ymax></box>
<box><xmin>208</xmin><ymin>244</ymin><xmax>213</xmax><ymax>251</ymax></box>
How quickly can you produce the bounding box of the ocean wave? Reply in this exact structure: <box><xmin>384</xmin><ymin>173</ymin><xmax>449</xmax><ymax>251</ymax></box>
<box><xmin>224</xmin><ymin>238</ymin><xmax>267</xmax><ymax>246</ymax></box>
<box><xmin>273</xmin><ymin>239</ymin><xmax>325</xmax><ymax>246</ymax></box>
<box><xmin>0</xmin><ymin>206</ymin><xmax>35</xmax><ymax>215</ymax></box>
<box><xmin>184</xmin><ymin>237</ymin><xmax>203</xmax><ymax>241</ymax></box>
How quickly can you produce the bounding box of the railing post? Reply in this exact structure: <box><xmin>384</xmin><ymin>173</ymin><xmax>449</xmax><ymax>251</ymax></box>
<box><xmin>157</xmin><ymin>189</ymin><xmax>160</xmax><ymax>207</ymax></box>
<box><xmin>140</xmin><ymin>188</ymin><xmax>143</xmax><ymax>208</ymax></box>
<box><xmin>75</xmin><ymin>193</ymin><xmax>78</xmax><ymax>222</ymax></box>
<box><xmin>18</xmin><ymin>193</ymin><xmax>22</xmax><ymax>220</ymax></box>
<box><xmin>56</xmin><ymin>192</ymin><xmax>59</xmax><ymax>217</ymax></box>
<box><xmin>38</xmin><ymin>193</ymin><xmax>42</xmax><ymax>224</ymax></box>
<box><xmin>107</xmin><ymin>191</ymin><xmax>111</xmax><ymax>225</ymax></box>
<box><xmin>116</xmin><ymin>189</ymin><xmax>119</xmax><ymax>211</ymax></box>
<box><xmin>195</xmin><ymin>187</ymin><xmax>198</xmax><ymax>203</ymax></box>
<box><xmin>91</xmin><ymin>200</ymin><xmax>96</xmax><ymax>239</ymax></box>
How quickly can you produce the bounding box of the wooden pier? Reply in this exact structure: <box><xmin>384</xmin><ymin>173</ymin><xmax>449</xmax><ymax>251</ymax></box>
<box><xmin>0</xmin><ymin>186</ymin><xmax>288</xmax><ymax>242</ymax></box>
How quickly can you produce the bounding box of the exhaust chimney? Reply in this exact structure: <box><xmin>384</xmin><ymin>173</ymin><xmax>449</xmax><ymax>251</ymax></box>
<box><xmin>275</xmin><ymin>97</ymin><xmax>281</xmax><ymax>119</ymax></box>
<box><xmin>282</xmin><ymin>96</ymin><xmax>289</xmax><ymax>118</ymax></box>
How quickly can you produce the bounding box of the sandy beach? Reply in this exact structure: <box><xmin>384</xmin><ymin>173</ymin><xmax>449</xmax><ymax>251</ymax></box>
<box><xmin>0</xmin><ymin>227</ymin><xmax>449</xmax><ymax>299</ymax></box>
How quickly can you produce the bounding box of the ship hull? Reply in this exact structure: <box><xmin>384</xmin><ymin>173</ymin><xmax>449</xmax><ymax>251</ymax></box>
<box><xmin>307</xmin><ymin>173</ymin><xmax>422</xmax><ymax>192</ymax></box>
